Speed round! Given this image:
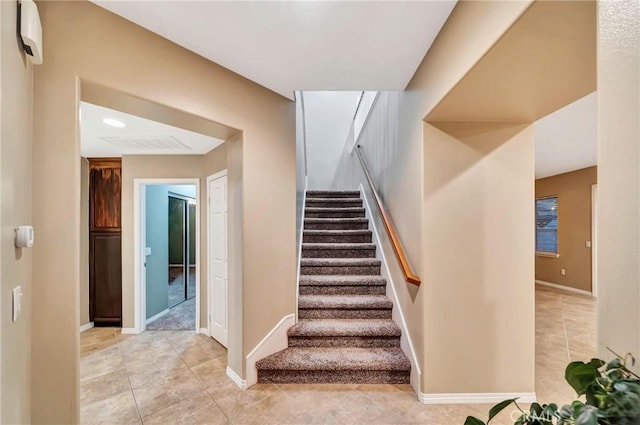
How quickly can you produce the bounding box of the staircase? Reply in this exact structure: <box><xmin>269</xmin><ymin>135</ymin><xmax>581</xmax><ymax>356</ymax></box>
<box><xmin>256</xmin><ymin>190</ymin><xmax>411</xmax><ymax>384</ymax></box>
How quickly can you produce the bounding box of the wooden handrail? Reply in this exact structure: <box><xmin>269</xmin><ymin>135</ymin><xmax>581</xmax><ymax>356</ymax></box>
<box><xmin>355</xmin><ymin>145</ymin><xmax>421</xmax><ymax>286</ymax></box>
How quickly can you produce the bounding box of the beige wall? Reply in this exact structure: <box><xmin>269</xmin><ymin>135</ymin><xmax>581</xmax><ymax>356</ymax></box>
<box><xmin>422</xmin><ymin>123</ymin><xmax>535</xmax><ymax>394</ymax></box>
<box><xmin>80</xmin><ymin>158</ymin><xmax>89</xmax><ymax>326</ymax></box>
<box><xmin>33</xmin><ymin>2</ymin><xmax>295</xmax><ymax>422</ymax></box>
<box><xmin>597</xmin><ymin>0</ymin><xmax>640</xmax><ymax>372</ymax></box>
<box><xmin>535</xmin><ymin>166</ymin><xmax>597</xmax><ymax>292</ymax></box>
<box><xmin>1</xmin><ymin>1</ymin><xmax>33</xmax><ymax>423</ymax></box>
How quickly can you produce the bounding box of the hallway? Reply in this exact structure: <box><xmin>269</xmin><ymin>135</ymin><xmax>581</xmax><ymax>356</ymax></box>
<box><xmin>79</xmin><ymin>285</ymin><xmax>596</xmax><ymax>424</ymax></box>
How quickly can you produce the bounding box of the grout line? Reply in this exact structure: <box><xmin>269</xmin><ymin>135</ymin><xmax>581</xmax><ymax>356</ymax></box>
<box><xmin>117</xmin><ymin>338</ymin><xmax>144</xmax><ymax>423</ymax></box>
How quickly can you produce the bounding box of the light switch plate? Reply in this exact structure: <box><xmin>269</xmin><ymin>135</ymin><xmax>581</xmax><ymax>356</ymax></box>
<box><xmin>12</xmin><ymin>286</ymin><xmax>22</xmax><ymax>322</ymax></box>
<box><xmin>145</xmin><ymin>247</ymin><xmax>152</xmax><ymax>256</ymax></box>
<box><xmin>586</xmin><ymin>241</ymin><xmax>591</xmax><ymax>248</ymax></box>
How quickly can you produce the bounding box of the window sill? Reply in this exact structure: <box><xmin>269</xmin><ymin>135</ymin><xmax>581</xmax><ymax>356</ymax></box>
<box><xmin>536</xmin><ymin>252</ymin><xmax>559</xmax><ymax>258</ymax></box>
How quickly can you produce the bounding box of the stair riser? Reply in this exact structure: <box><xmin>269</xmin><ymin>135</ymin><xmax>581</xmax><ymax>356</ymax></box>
<box><xmin>258</xmin><ymin>369</ymin><xmax>409</xmax><ymax>384</ymax></box>
<box><xmin>306</xmin><ymin>192</ymin><xmax>360</xmax><ymax>199</ymax></box>
<box><xmin>288</xmin><ymin>337</ymin><xmax>400</xmax><ymax>348</ymax></box>
<box><xmin>306</xmin><ymin>210</ymin><xmax>365</xmax><ymax>218</ymax></box>
<box><xmin>300</xmin><ymin>265</ymin><xmax>380</xmax><ymax>276</ymax></box>
<box><xmin>299</xmin><ymin>309</ymin><xmax>392</xmax><ymax>320</ymax></box>
<box><xmin>303</xmin><ymin>234</ymin><xmax>372</xmax><ymax>243</ymax></box>
<box><xmin>299</xmin><ymin>285</ymin><xmax>386</xmax><ymax>295</ymax></box>
<box><xmin>302</xmin><ymin>248</ymin><xmax>376</xmax><ymax>259</ymax></box>
<box><xmin>304</xmin><ymin>222</ymin><xmax>368</xmax><ymax>230</ymax></box>
<box><xmin>306</xmin><ymin>200</ymin><xmax>363</xmax><ymax>208</ymax></box>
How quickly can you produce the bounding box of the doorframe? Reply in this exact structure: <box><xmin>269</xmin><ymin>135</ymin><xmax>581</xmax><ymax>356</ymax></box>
<box><xmin>591</xmin><ymin>183</ymin><xmax>598</xmax><ymax>297</ymax></box>
<box><xmin>133</xmin><ymin>178</ymin><xmax>201</xmax><ymax>334</ymax></box>
<box><xmin>206</xmin><ymin>169</ymin><xmax>228</xmax><ymax>346</ymax></box>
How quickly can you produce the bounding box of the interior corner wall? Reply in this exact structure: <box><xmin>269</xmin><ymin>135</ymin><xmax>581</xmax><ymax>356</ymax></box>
<box><xmin>422</xmin><ymin>122</ymin><xmax>535</xmax><ymax>394</ymax></box>
<box><xmin>535</xmin><ymin>166</ymin><xmax>597</xmax><ymax>293</ymax></box>
<box><xmin>596</xmin><ymin>0</ymin><xmax>640</xmax><ymax>372</ymax></box>
<box><xmin>1</xmin><ymin>1</ymin><xmax>33</xmax><ymax>423</ymax></box>
<box><xmin>32</xmin><ymin>2</ymin><xmax>294</xmax><ymax>422</ymax></box>
<box><xmin>80</xmin><ymin>158</ymin><xmax>90</xmax><ymax>327</ymax></box>
<box><xmin>144</xmin><ymin>185</ymin><xmax>170</xmax><ymax>319</ymax></box>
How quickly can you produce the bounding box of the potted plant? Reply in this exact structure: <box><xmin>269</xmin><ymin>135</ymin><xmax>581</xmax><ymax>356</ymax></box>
<box><xmin>464</xmin><ymin>350</ymin><xmax>640</xmax><ymax>425</ymax></box>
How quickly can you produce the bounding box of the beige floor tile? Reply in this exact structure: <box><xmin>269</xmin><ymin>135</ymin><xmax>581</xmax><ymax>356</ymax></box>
<box><xmin>80</xmin><ymin>389</ymin><xmax>140</xmax><ymax>425</ymax></box>
<box><xmin>80</xmin><ymin>368</ymin><xmax>131</xmax><ymax>406</ymax></box>
<box><xmin>80</xmin><ymin>344</ymin><xmax>125</xmax><ymax>381</ymax></box>
<box><xmin>143</xmin><ymin>391</ymin><xmax>229</xmax><ymax>425</ymax></box>
<box><xmin>125</xmin><ymin>351</ymin><xmax>190</xmax><ymax>389</ymax></box>
<box><xmin>132</xmin><ymin>368</ymin><xmax>204</xmax><ymax>418</ymax></box>
<box><xmin>177</xmin><ymin>341</ymin><xmax>227</xmax><ymax>368</ymax></box>
<box><xmin>191</xmin><ymin>356</ymin><xmax>228</xmax><ymax>387</ymax></box>
<box><xmin>213</xmin><ymin>383</ymin><xmax>279</xmax><ymax>419</ymax></box>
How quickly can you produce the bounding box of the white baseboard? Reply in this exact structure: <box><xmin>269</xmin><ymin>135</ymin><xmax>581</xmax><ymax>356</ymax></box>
<box><xmin>79</xmin><ymin>322</ymin><xmax>94</xmax><ymax>333</ymax></box>
<box><xmin>535</xmin><ymin>280</ymin><xmax>593</xmax><ymax>297</ymax></box>
<box><xmin>360</xmin><ymin>184</ymin><xmax>422</xmax><ymax>396</ymax></box>
<box><xmin>226</xmin><ymin>366</ymin><xmax>247</xmax><ymax>390</ymax></box>
<box><xmin>198</xmin><ymin>328</ymin><xmax>210</xmax><ymax>336</ymax></box>
<box><xmin>121</xmin><ymin>328</ymin><xmax>141</xmax><ymax>335</ymax></box>
<box><xmin>245</xmin><ymin>313</ymin><xmax>296</xmax><ymax>388</ymax></box>
<box><xmin>420</xmin><ymin>392</ymin><xmax>537</xmax><ymax>405</ymax></box>
<box><xmin>145</xmin><ymin>308</ymin><xmax>170</xmax><ymax>325</ymax></box>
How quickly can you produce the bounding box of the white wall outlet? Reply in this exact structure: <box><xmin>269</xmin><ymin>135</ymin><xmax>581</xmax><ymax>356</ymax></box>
<box><xmin>586</xmin><ymin>241</ymin><xmax>591</xmax><ymax>248</ymax></box>
<box><xmin>145</xmin><ymin>247</ymin><xmax>152</xmax><ymax>256</ymax></box>
<box><xmin>12</xmin><ymin>286</ymin><xmax>23</xmax><ymax>322</ymax></box>
<box><xmin>560</xmin><ymin>268</ymin><xmax>566</xmax><ymax>276</ymax></box>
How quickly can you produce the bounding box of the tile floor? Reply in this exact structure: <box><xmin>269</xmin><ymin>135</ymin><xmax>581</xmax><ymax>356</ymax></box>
<box><xmin>80</xmin><ymin>285</ymin><xmax>596</xmax><ymax>425</ymax></box>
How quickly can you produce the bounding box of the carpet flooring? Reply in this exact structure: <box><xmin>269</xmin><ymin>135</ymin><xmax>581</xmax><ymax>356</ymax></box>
<box><xmin>146</xmin><ymin>297</ymin><xmax>195</xmax><ymax>331</ymax></box>
<box><xmin>256</xmin><ymin>190</ymin><xmax>411</xmax><ymax>384</ymax></box>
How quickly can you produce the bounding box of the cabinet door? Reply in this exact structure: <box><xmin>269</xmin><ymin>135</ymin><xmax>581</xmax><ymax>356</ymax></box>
<box><xmin>90</xmin><ymin>233</ymin><xmax>122</xmax><ymax>324</ymax></box>
<box><xmin>90</xmin><ymin>165</ymin><xmax>121</xmax><ymax>231</ymax></box>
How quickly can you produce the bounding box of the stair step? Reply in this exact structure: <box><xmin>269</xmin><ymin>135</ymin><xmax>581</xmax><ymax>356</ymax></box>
<box><xmin>306</xmin><ymin>191</ymin><xmax>360</xmax><ymax>199</ymax></box>
<box><xmin>289</xmin><ymin>320</ymin><xmax>401</xmax><ymax>338</ymax></box>
<box><xmin>304</xmin><ymin>218</ymin><xmax>369</xmax><ymax>230</ymax></box>
<box><xmin>305</xmin><ymin>207</ymin><xmax>365</xmax><ymax>218</ymax></box>
<box><xmin>299</xmin><ymin>275</ymin><xmax>386</xmax><ymax>295</ymax></box>
<box><xmin>298</xmin><ymin>294</ymin><xmax>392</xmax><ymax>319</ymax></box>
<box><xmin>302</xmin><ymin>243</ymin><xmax>376</xmax><ymax>259</ymax></box>
<box><xmin>300</xmin><ymin>258</ymin><xmax>381</xmax><ymax>276</ymax></box>
<box><xmin>303</xmin><ymin>229</ymin><xmax>372</xmax><ymax>244</ymax></box>
<box><xmin>256</xmin><ymin>347</ymin><xmax>410</xmax><ymax>384</ymax></box>
<box><xmin>306</xmin><ymin>198</ymin><xmax>363</xmax><ymax>209</ymax></box>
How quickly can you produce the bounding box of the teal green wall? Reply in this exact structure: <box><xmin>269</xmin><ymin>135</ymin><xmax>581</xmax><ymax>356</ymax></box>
<box><xmin>145</xmin><ymin>185</ymin><xmax>169</xmax><ymax>319</ymax></box>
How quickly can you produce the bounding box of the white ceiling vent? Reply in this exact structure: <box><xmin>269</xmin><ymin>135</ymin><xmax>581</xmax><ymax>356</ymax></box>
<box><xmin>99</xmin><ymin>135</ymin><xmax>192</xmax><ymax>151</ymax></box>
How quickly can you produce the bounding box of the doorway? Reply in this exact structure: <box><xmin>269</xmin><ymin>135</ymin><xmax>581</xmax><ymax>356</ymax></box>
<box><xmin>133</xmin><ymin>179</ymin><xmax>201</xmax><ymax>333</ymax></box>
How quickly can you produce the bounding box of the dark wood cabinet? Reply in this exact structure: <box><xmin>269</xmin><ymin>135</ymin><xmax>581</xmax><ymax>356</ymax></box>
<box><xmin>88</xmin><ymin>158</ymin><xmax>122</xmax><ymax>326</ymax></box>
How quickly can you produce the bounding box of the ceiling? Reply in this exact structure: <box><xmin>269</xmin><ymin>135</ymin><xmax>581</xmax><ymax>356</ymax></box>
<box><xmin>80</xmin><ymin>102</ymin><xmax>224</xmax><ymax>158</ymax></box>
<box><xmin>90</xmin><ymin>1</ymin><xmax>457</xmax><ymax>99</ymax></box>
<box><xmin>534</xmin><ymin>92</ymin><xmax>597</xmax><ymax>179</ymax></box>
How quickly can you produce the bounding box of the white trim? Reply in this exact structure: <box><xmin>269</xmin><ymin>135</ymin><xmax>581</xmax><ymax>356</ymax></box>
<box><xmin>79</xmin><ymin>322</ymin><xmax>94</xmax><ymax>333</ymax></box>
<box><xmin>295</xmin><ymin>176</ymin><xmax>308</xmax><ymax>323</ymax></box>
<box><xmin>535</xmin><ymin>280</ymin><xmax>593</xmax><ymax>297</ymax></box>
<box><xmin>245</xmin><ymin>314</ymin><xmax>295</xmax><ymax>388</ymax></box>
<box><xmin>226</xmin><ymin>366</ymin><xmax>247</xmax><ymax>390</ymax></box>
<box><xmin>349</xmin><ymin>91</ymin><xmax>380</xmax><ymax>152</ymax></box>
<box><xmin>121</xmin><ymin>328</ymin><xmax>140</xmax><ymax>335</ymax></box>
<box><xmin>133</xmin><ymin>178</ymin><xmax>201</xmax><ymax>335</ymax></box>
<box><xmin>206</xmin><ymin>170</ymin><xmax>229</xmax><ymax>346</ymax></box>
<box><xmin>145</xmin><ymin>308</ymin><xmax>169</xmax><ymax>325</ymax></box>
<box><xmin>360</xmin><ymin>184</ymin><xmax>422</xmax><ymax>395</ymax></box>
<box><xmin>420</xmin><ymin>392</ymin><xmax>537</xmax><ymax>405</ymax></box>
<box><xmin>199</xmin><ymin>328</ymin><xmax>210</xmax><ymax>337</ymax></box>
<box><xmin>591</xmin><ymin>184</ymin><xmax>597</xmax><ymax>297</ymax></box>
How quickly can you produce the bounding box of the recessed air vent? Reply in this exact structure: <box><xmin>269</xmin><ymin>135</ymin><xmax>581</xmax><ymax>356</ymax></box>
<box><xmin>99</xmin><ymin>135</ymin><xmax>192</xmax><ymax>151</ymax></box>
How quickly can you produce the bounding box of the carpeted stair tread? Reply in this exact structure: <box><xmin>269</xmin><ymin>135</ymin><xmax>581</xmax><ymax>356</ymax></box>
<box><xmin>305</xmin><ymin>218</ymin><xmax>368</xmax><ymax>224</ymax></box>
<box><xmin>300</xmin><ymin>258</ymin><xmax>380</xmax><ymax>267</ymax></box>
<box><xmin>307</xmin><ymin>191</ymin><xmax>360</xmax><ymax>198</ymax></box>
<box><xmin>288</xmin><ymin>320</ymin><xmax>401</xmax><ymax>338</ymax></box>
<box><xmin>304</xmin><ymin>229</ymin><xmax>372</xmax><ymax>236</ymax></box>
<box><xmin>305</xmin><ymin>207</ymin><xmax>365</xmax><ymax>213</ymax></box>
<box><xmin>256</xmin><ymin>347</ymin><xmax>410</xmax><ymax>371</ymax></box>
<box><xmin>299</xmin><ymin>275</ymin><xmax>387</xmax><ymax>286</ymax></box>
<box><xmin>298</xmin><ymin>295</ymin><xmax>392</xmax><ymax>310</ymax></box>
<box><xmin>302</xmin><ymin>243</ymin><xmax>375</xmax><ymax>250</ymax></box>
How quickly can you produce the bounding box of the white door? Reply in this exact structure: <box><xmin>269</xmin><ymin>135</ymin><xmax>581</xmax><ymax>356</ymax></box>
<box><xmin>208</xmin><ymin>174</ymin><xmax>228</xmax><ymax>346</ymax></box>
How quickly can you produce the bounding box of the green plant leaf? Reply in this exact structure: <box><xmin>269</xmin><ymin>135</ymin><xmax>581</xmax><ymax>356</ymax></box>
<box><xmin>566</xmin><ymin>359</ymin><xmax>604</xmax><ymax>395</ymax></box>
<box><xmin>464</xmin><ymin>416</ymin><xmax>486</xmax><ymax>425</ymax></box>
<box><xmin>488</xmin><ymin>398</ymin><xmax>519</xmax><ymax>421</ymax></box>
<box><xmin>574</xmin><ymin>404</ymin><xmax>598</xmax><ymax>425</ymax></box>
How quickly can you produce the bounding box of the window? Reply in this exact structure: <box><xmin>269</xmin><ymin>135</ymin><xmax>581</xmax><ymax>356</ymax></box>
<box><xmin>536</xmin><ymin>196</ymin><xmax>558</xmax><ymax>255</ymax></box>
